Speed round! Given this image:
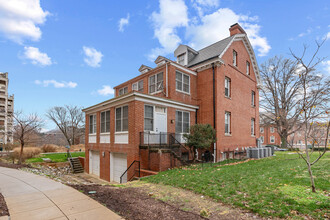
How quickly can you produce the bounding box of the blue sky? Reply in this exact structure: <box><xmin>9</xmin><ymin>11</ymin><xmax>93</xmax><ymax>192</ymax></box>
<box><xmin>0</xmin><ymin>0</ymin><xmax>329</xmax><ymax>130</ymax></box>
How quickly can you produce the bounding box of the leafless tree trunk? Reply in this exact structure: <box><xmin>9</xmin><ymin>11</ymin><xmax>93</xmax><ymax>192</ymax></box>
<box><xmin>46</xmin><ymin>105</ymin><xmax>84</xmax><ymax>146</ymax></box>
<box><xmin>13</xmin><ymin>111</ymin><xmax>44</xmax><ymax>164</ymax></box>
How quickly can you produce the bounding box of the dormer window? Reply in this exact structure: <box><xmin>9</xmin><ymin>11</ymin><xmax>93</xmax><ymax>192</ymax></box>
<box><xmin>177</xmin><ymin>54</ymin><xmax>185</xmax><ymax>65</ymax></box>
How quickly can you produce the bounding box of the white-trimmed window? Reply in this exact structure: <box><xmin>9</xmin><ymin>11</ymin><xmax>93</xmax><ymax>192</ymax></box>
<box><xmin>225</xmin><ymin>111</ymin><xmax>231</xmax><ymax>134</ymax></box>
<box><xmin>260</xmin><ymin>136</ymin><xmax>264</xmax><ymax>143</ymax></box>
<box><xmin>115</xmin><ymin>106</ymin><xmax>128</xmax><ymax>132</ymax></box>
<box><xmin>260</xmin><ymin>127</ymin><xmax>264</xmax><ymax>133</ymax></box>
<box><xmin>149</xmin><ymin>72</ymin><xmax>163</xmax><ymax>94</ymax></box>
<box><xmin>178</xmin><ymin>54</ymin><xmax>185</xmax><ymax>65</ymax></box>
<box><xmin>246</xmin><ymin>61</ymin><xmax>250</xmax><ymax>75</ymax></box>
<box><xmin>270</xmin><ymin>136</ymin><xmax>275</xmax><ymax>143</ymax></box>
<box><xmin>175</xmin><ymin>111</ymin><xmax>190</xmax><ymax>133</ymax></box>
<box><xmin>89</xmin><ymin>114</ymin><xmax>96</xmax><ymax>134</ymax></box>
<box><xmin>119</xmin><ymin>87</ymin><xmax>128</xmax><ymax>96</ymax></box>
<box><xmin>251</xmin><ymin>118</ymin><xmax>255</xmax><ymax>136</ymax></box>
<box><xmin>225</xmin><ymin>77</ymin><xmax>231</xmax><ymax>97</ymax></box>
<box><xmin>176</xmin><ymin>71</ymin><xmax>190</xmax><ymax>93</ymax></box>
<box><xmin>144</xmin><ymin>105</ymin><xmax>153</xmax><ymax>131</ymax></box>
<box><xmin>270</xmin><ymin>127</ymin><xmax>275</xmax><ymax>133</ymax></box>
<box><xmin>233</xmin><ymin>50</ymin><xmax>237</xmax><ymax>66</ymax></box>
<box><xmin>251</xmin><ymin>90</ymin><xmax>255</xmax><ymax>106</ymax></box>
<box><xmin>132</xmin><ymin>80</ymin><xmax>143</xmax><ymax>92</ymax></box>
<box><xmin>100</xmin><ymin>110</ymin><xmax>110</xmax><ymax>133</ymax></box>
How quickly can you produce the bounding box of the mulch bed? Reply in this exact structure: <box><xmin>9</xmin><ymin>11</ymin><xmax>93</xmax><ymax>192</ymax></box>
<box><xmin>71</xmin><ymin>184</ymin><xmax>207</xmax><ymax>220</ymax></box>
<box><xmin>0</xmin><ymin>161</ymin><xmax>31</xmax><ymax>169</ymax></box>
<box><xmin>0</xmin><ymin>193</ymin><xmax>9</xmax><ymax>217</ymax></box>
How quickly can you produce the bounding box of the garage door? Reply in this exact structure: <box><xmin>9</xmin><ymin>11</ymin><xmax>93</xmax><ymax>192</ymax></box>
<box><xmin>89</xmin><ymin>150</ymin><xmax>100</xmax><ymax>176</ymax></box>
<box><xmin>110</xmin><ymin>153</ymin><xmax>127</xmax><ymax>183</ymax></box>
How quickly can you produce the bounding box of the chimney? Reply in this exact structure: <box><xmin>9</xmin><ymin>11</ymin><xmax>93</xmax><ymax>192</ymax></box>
<box><xmin>229</xmin><ymin>23</ymin><xmax>246</xmax><ymax>36</ymax></box>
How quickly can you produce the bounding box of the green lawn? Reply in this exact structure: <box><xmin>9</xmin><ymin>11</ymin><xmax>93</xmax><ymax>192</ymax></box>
<box><xmin>26</xmin><ymin>152</ymin><xmax>85</xmax><ymax>163</ymax></box>
<box><xmin>143</xmin><ymin>152</ymin><xmax>330</xmax><ymax>219</ymax></box>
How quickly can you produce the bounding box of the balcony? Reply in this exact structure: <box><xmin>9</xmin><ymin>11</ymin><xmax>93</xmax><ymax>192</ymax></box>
<box><xmin>139</xmin><ymin>132</ymin><xmax>186</xmax><ymax>147</ymax></box>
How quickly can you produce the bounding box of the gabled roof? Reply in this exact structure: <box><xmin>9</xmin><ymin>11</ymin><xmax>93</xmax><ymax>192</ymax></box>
<box><xmin>138</xmin><ymin>64</ymin><xmax>152</xmax><ymax>73</ymax></box>
<box><xmin>187</xmin><ymin>36</ymin><xmax>235</xmax><ymax>67</ymax></box>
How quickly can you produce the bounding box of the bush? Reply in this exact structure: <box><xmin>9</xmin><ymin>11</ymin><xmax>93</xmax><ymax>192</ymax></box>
<box><xmin>11</xmin><ymin>147</ymin><xmax>42</xmax><ymax>162</ymax></box>
<box><xmin>41</xmin><ymin>144</ymin><xmax>58</xmax><ymax>153</ymax></box>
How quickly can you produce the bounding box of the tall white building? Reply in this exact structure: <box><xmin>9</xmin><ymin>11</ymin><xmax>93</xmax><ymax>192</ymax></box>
<box><xmin>0</xmin><ymin>72</ymin><xmax>14</xmax><ymax>144</ymax></box>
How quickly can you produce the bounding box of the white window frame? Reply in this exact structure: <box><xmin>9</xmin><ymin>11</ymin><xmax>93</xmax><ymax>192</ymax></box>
<box><xmin>260</xmin><ymin>127</ymin><xmax>264</xmax><ymax>133</ymax></box>
<box><xmin>149</xmin><ymin>72</ymin><xmax>163</xmax><ymax>94</ymax></box>
<box><xmin>177</xmin><ymin>54</ymin><xmax>185</xmax><ymax>65</ymax></box>
<box><xmin>115</xmin><ymin>106</ymin><xmax>128</xmax><ymax>133</ymax></box>
<box><xmin>251</xmin><ymin>90</ymin><xmax>255</xmax><ymax>107</ymax></box>
<box><xmin>144</xmin><ymin>105</ymin><xmax>154</xmax><ymax>131</ymax></box>
<box><xmin>176</xmin><ymin>71</ymin><xmax>190</xmax><ymax>94</ymax></box>
<box><xmin>233</xmin><ymin>50</ymin><xmax>237</xmax><ymax>66</ymax></box>
<box><xmin>89</xmin><ymin>114</ymin><xmax>96</xmax><ymax>134</ymax></box>
<box><xmin>260</xmin><ymin>136</ymin><xmax>264</xmax><ymax>143</ymax></box>
<box><xmin>119</xmin><ymin>87</ymin><xmax>128</xmax><ymax>96</ymax></box>
<box><xmin>100</xmin><ymin>110</ymin><xmax>110</xmax><ymax>134</ymax></box>
<box><xmin>225</xmin><ymin>77</ymin><xmax>231</xmax><ymax>98</ymax></box>
<box><xmin>251</xmin><ymin>118</ymin><xmax>255</xmax><ymax>136</ymax></box>
<box><xmin>270</xmin><ymin>136</ymin><xmax>275</xmax><ymax>143</ymax></box>
<box><xmin>175</xmin><ymin>110</ymin><xmax>190</xmax><ymax>134</ymax></box>
<box><xmin>132</xmin><ymin>80</ymin><xmax>143</xmax><ymax>92</ymax></box>
<box><xmin>246</xmin><ymin>61</ymin><xmax>250</xmax><ymax>75</ymax></box>
<box><xmin>270</xmin><ymin>127</ymin><xmax>275</xmax><ymax>133</ymax></box>
<box><xmin>225</xmin><ymin>111</ymin><xmax>231</xmax><ymax>135</ymax></box>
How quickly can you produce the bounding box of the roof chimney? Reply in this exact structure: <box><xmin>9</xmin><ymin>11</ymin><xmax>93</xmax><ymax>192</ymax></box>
<box><xmin>229</xmin><ymin>23</ymin><xmax>246</xmax><ymax>36</ymax></box>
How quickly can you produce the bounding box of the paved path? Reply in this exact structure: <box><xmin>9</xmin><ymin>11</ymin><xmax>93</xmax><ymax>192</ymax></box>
<box><xmin>0</xmin><ymin>167</ymin><xmax>122</xmax><ymax>220</ymax></box>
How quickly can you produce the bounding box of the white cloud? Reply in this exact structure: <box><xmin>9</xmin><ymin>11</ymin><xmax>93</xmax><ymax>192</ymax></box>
<box><xmin>97</xmin><ymin>85</ymin><xmax>114</xmax><ymax>96</ymax></box>
<box><xmin>187</xmin><ymin>8</ymin><xmax>271</xmax><ymax>56</ymax></box>
<box><xmin>118</xmin><ymin>13</ymin><xmax>130</xmax><ymax>32</ymax></box>
<box><xmin>83</xmin><ymin>46</ymin><xmax>103</xmax><ymax>67</ymax></box>
<box><xmin>23</xmin><ymin>46</ymin><xmax>52</xmax><ymax>66</ymax></box>
<box><xmin>322</xmin><ymin>60</ymin><xmax>330</xmax><ymax>74</ymax></box>
<box><xmin>192</xmin><ymin>0</ymin><xmax>220</xmax><ymax>17</ymax></box>
<box><xmin>148</xmin><ymin>0</ymin><xmax>188</xmax><ymax>61</ymax></box>
<box><xmin>0</xmin><ymin>0</ymin><xmax>50</xmax><ymax>43</ymax></box>
<box><xmin>35</xmin><ymin>80</ymin><xmax>77</xmax><ymax>88</ymax></box>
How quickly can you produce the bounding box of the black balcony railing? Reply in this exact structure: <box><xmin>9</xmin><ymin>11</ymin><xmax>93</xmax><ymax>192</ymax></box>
<box><xmin>139</xmin><ymin>132</ymin><xmax>188</xmax><ymax>147</ymax></box>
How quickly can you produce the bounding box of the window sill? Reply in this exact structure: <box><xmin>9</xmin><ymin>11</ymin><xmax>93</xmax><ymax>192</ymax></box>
<box><xmin>100</xmin><ymin>132</ymin><xmax>110</xmax><ymax>135</ymax></box>
<box><xmin>225</xmin><ymin>96</ymin><xmax>231</xmax><ymax>100</ymax></box>
<box><xmin>251</xmin><ymin>105</ymin><xmax>256</xmax><ymax>108</ymax></box>
<box><xmin>89</xmin><ymin>134</ymin><xmax>96</xmax><ymax>136</ymax></box>
<box><xmin>115</xmin><ymin>131</ymin><xmax>128</xmax><ymax>134</ymax></box>
<box><xmin>175</xmin><ymin>89</ymin><xmax>190</xmax><ymax>96</ymax></box>
<box><xmin>149</xmin><ymin>91</ymin><xmax>163</xmax><ymax>95</ymax></box>
<box><xmin>225</xmin><ymin>133</ymin><xmax>232</xmax><ymax>136</ymax></box>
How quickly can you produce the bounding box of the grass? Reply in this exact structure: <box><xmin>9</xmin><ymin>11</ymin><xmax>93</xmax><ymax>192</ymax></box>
<box><xmin>26</xmin><ymin>152</ymin><xmax>85</xmax><ymax>163</ymax></box>
<box><xmin>143</xmin><ymin>152</ymin><xmax>330</xmax><ymax>219</ymax></box>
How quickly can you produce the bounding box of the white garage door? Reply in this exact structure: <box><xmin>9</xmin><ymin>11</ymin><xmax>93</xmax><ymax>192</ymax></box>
<box><xmin>89</xmin><ymin>150</ymin><xmax>100</xmax><ymax>176</ymax></box>
<box><xmin>110</xmin><ymin>153</ymin><xmax>127</xmax><ymax>183</ymax></box>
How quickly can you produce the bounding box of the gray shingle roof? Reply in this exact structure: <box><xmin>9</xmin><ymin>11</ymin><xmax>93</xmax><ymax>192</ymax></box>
<box><xmin>187</xmin><ymin>35</ymin><xmax>235</xmax><ymax>67</ymax></box>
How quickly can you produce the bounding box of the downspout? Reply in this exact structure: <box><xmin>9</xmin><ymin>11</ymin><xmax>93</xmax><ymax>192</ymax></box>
<box><xmin>212</xmin><ymin>63</ymin><xmax>217</xmax><ymax>163</ymax></box>
<box><xmin>166</xmin><ymin>62</ymin><xmax>168</xmax><ymax>97</ymax></box>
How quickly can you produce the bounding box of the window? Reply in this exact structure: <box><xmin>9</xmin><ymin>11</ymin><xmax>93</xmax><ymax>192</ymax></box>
<box><xmin>100</xmin><ymin>110</ymin><xmax>110</xmax><ymax>133</ymax></box>
<box><xmin>225</xmin><ymin>77</ymin><xmax>231</xmax><ymax>97</ymax></box>
<box><xmin>149</xmin><ymin>72</ymin><xmax>163</xmax><ymax>93</ymax></box>
<box><xmin>260</xmin><ymin>127</ymin><xmax>264</xmax><ymax>133</ymax></box>
<box><xmin>144</xmin><ymin>105</ymin><xmax>153</xmax><ymax>131</ymax></box>
<box><xmin>270</xmin><ymin>127</ymin><xmax>275</xmax><ymax>133</ymax></box>
<box><xmin>251</xmin><ymin>91</ymin><xmax>255</xmax><ymax>106</ymax></box>
<box><xmin>260</xmin><ymin>136</ymin><xmax>264</xmax><ymax>143</ymax></box>
<box><xmin>246</xmin><ymin>61</ymin><xmax>250</xmax><ymax>75</ymax></box>
<box><xmin>115</xmin><ymin>106</ymin><xmax>128</xmax><ymax>132</ymax></box>
<box><xmin>119</xmin><ymin>87</ymin><xmax>128</xmax><ymax>96</ymax></box>
<box><xmin>175</xmin><ymin>111</ymin><xmax>190</xmax><ymax>133</ymax></box>
<box><xmin>132</xmin><ymin>80</ymin><xmax>143</xmax><ymax>92</ymax></box>
<box><xmin>225</xmin><ymin>112</ymin><xmax>231</xmax><ymax>134</ymax></box>
<box><xmin>251</xmin><ymin>118</ymin><xmax>255</xmax><ymax>136</ymax></box>
<box><xmin>270</xmin><ymin>136</ymin><xmax>275</xmax><ymax>143</ymax></box>
<box><xmin>178</xmin><ymin>54</ymin><xmax>185</xmax><ymax>65</ymax></box>
<box><xmin>233</xmin><ymin>50</ymin><xmax>237</xmax><ymax>66</ymax></box>
<box><xmin>89</xmin><ymin>114</ymin><xmax>96</xmax><ymax>134</ymax></box>
<box><xmin>176</xmin><ymin>71</ymin><xmax>190</xmax><ymax>93</ymax></box>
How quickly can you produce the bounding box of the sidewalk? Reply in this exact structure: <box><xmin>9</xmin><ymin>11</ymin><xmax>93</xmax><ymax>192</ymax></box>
<box><xmin>0</xmin><ymin>167</ymin><xmax>122</xmax><ymax>220</ymax></box>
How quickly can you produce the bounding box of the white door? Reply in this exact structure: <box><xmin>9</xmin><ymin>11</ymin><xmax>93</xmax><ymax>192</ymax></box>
<box><xmin>110</xmin><ymin>153</ymin><xmax>127</xmax><ymax>183</ymax></box>
<box><xmin>89</xmin><ymin>150</ymin><xmax>100</xmax><ymax>176</ymax></box>
<box><xmin>154</xmin><ymin>107</ymin><xmax>167</xmax><ymax>144</ymax></box>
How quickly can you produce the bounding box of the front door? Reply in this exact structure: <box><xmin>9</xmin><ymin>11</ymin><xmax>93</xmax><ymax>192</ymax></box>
<box><xmin>155</xmin><ymin>107</ymin><xmax>167</xmax><ymax>144</ymax></box>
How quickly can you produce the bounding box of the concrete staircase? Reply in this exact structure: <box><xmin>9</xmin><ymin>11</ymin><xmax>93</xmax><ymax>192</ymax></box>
<box><xmin>68</xmin><ymin>157</ymin><xmax>84</xmax><ymax>173</ymax></box>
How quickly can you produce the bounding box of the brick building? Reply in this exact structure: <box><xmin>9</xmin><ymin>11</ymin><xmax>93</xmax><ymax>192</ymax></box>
<box><xmin>83</xmin><ymin>23</ymin><xmax>260</xmax><ymax>182</ymax></box>
<box><xmin>259</xmin><ymin>113</ymin><xmax>281</xmax><ymax>146</ymax></box>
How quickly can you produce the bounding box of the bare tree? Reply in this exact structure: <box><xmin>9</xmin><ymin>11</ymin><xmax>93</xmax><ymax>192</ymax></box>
<box><xmin>46</xmin><ymin>105</ymin><xmax>84</xmax><ymax>146</ymax></box>
<box><xmin>289</xmin><ymin>41</ymin><xmax>330</xmax><ymax>192</ymax></box>
<box><xmin>13</xmin><ymin>111</ymin><xmax>44</xmax><ymax>164</ymax></box>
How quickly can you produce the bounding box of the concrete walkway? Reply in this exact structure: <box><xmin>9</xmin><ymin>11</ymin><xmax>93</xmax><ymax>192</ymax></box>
<box><xmin>0</xmin><ymin>167</ymin><xmax>122</xmax><ymax>220</ymax></box>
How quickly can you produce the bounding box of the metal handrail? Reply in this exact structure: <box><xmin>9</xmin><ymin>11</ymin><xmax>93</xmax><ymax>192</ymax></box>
<box><xmin>120</xmin><ymin>160</ymin><xmax>140</xmax><ymax>183</ymax></box>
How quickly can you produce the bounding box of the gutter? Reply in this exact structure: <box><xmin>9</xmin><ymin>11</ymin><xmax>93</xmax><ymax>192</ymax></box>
<box><xmin>212</xmin><ymin>63</ymin><xmax>217</xmax><ymax>163</ymax></box>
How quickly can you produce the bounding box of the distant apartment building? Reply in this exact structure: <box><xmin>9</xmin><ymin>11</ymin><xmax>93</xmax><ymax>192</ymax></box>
<box><xmin>0</xmin><ymin>72</ymin><xmax>14</xmax><ymax>144</ymax></box>
<box><xmin>259</xmin><ymin>113</ymin><xmax>281</xmax><ymax>146</ymax></box>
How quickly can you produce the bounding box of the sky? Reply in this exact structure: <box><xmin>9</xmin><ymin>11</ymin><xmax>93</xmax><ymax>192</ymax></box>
<box><xmin>0</xmin><ymin>0</ymin><xmax>329</xmax><ymax>131</ymax></box>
